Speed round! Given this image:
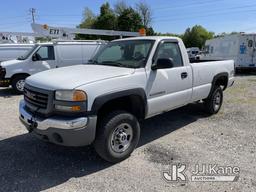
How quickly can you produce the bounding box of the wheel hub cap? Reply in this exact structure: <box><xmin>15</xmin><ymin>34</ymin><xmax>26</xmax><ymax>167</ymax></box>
<box><xmin>213</xmin><ymin>92</ymin><xmax>221</xmax><ymax>111</ymax></box>
<box><xmin>16</xmin><ymin>80</ymin><xmax>25</xmax><ymax>92</ymax></box>
<box><xmin>110</xmin><ymin>123</ymin><xmax>133</xmax><ymax>153</ymax></box>
<box><xmin>117</xmin><ymin>132</ymin><xmax>127</xmax><ymax>143</ymax></box>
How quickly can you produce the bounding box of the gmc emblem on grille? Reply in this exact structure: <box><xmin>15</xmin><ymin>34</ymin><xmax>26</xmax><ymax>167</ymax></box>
<box><xmin>25</xmin><ymin>91</ymin><xmax>36</xmax><ymax>100</ymax></box>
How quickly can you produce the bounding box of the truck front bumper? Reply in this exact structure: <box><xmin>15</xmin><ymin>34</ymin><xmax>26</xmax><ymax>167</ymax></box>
<box><xmin>0</xmin><ymin>67</ymin><xmax>10</xmax><ymax>87</ymax></box>
<box><xmin>0</xmin><ymin>78</ymin><xmax>10</xmax><ymax>87</ymax></box>
<box><xmin>19</xmin><ymin>100</ymin><xmax>97</xmax><ymax>147</ymax></box>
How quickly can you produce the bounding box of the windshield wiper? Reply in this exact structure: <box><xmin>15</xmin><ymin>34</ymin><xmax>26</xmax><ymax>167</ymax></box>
<box><xmin>100</xmin><ymin>61</ymin><xmax>123</xmax><ymax>67</ymax></box>
<box><xmin>17</xmin><ymin>56</ymin><xmax>24</xmax><ymax>60</ymax></box>
<box><xmin>87</xmin><ymin>59</ymin><xmax>98</xmax><ymax>64</ymax></box>
<box><xmin>100</xmin><ymin>61</ymin><xmax>137</xmax><ymax>68</ymax></box>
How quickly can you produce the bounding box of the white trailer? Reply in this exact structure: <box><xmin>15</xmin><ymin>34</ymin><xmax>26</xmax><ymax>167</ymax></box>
<box><xmin>202</xmin><ymin>33</ymin><xmax>256</xmax><ymax>70</ymax></box>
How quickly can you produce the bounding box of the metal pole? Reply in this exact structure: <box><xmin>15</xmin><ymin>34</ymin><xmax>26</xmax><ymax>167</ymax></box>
<box><xmin>30</xmin><ymin>8</ymin><xmax>36</xmax><ymax>23</ymax></box>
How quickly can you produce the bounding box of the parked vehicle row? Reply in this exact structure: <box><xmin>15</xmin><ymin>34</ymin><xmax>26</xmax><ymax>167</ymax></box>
<box><xmin>18</xmin><ymin>36</ymin><xmax>235</xmax><ymax>162</ymax></box>
<box><xmin>0</xmin><ymin>40</ymin><xmax>106</xmax><ymax>93</ymax></box>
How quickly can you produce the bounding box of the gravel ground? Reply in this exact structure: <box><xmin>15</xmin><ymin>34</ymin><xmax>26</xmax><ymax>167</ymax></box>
<box><xmin>0</xmin><ymin>75</ymin><xmax>255</xmax><ymax>192</ymax></box>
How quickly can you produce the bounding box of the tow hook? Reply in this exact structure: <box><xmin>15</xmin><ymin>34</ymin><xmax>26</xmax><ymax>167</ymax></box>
<box><xmin>27</xmin><ymin>114</ymin><xmax>38</xmax><ymax>132</ymax></box>
<box><xmin>27</xmin><ymin>120</ymin><xmax>37</xmax><ymax>133</ymax></box>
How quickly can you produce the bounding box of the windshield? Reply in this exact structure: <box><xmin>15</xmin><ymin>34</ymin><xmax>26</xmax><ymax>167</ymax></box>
<box><xmin>89</xmin><ymin>40</ymin><xmax>155</xmax><ymax>68</ymax></box>
<box><xmin>17</xmin><ymin>45</ymin><xmax>39</xmax><ymax>60</ymax></box>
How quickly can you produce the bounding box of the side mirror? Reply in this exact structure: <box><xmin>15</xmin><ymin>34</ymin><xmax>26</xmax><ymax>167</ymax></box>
<box><xmin>152</xmin><ymin>58</ymin><xmax>174</xmax><ymax>70</ymax></box>
<box><xmin>32</xmin><ymin>53</ymin><xmax>41</xmax><ymax>61</ymax></box>
<box><xmin>32</xmin><ymin>54</ymin><xmax>38</xmax><ymax>61</ymax></box>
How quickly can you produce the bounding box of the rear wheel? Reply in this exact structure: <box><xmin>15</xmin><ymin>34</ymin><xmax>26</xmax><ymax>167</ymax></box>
<box><xmin>94</xmin><ymin>110</ymin><xmax>140</xmax><ymax>163</ymax></box>
<box><xmin>11</xmin><ymin>75</ymin><xmax>28</xmax><ymax>94</ymax></box>
<box><xmin>204</xmin><ymin>86</ymin><xmax>223</xmax><ymax>114</ymax></box>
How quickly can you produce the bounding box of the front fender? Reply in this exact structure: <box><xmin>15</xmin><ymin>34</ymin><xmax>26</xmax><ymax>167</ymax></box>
<box><xmin>90</xmin><ymin>88</ymin><xmax>147</xmax><ymax>115</ymax></box>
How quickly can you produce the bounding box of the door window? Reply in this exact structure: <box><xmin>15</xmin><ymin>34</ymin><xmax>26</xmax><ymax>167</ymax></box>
<box><xmin>35</xmin><ymin>46</ymin><xmax>55</xmax><ymax>60</ymax></box>
<box><xmin>248</xmin><ymin>40</ymin><xmax>253</xmax><ymax>48</ymax></box>
<box><xmin>210</xmin><ymin>46</ymin><xmax>214</xmax><ymax>53</ymax></box>
<box><xmin>155</xmin><ymin>42</ymin><xmax>183</xmax><ymax>67</ymax></box>
<box><xmin>58</xmin><ymin>45</ymin><xmax>82</xmax><ymax>61</ymax></box>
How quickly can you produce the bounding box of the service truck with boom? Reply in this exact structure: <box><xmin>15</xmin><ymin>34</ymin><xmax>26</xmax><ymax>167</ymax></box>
<box><xmin>19</xmin><ymin>36</ymin><xmax>235</xmax><ymax>163</ymax></box>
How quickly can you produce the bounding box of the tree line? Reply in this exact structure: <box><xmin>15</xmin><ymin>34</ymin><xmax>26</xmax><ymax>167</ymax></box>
<box><xmin>76</xmin><ymin>1</ymin><xmax>154</xmax><ymax>40</ymax></box>
<box><xmin>77</xmin><ymin>1</ymin><xmax>214</xmax><ymax>49</ymax></box>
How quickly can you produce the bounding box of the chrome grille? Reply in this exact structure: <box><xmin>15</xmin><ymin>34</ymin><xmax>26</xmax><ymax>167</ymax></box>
<box><xmin>24</xmin><ymin>87</ymin><xmax>48</xmax><ymax>109</ymax></box>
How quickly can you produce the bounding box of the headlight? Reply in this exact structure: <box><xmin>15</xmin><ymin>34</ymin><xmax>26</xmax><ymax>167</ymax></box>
<box><xmin>230</xmin><ymin>70</ymin><xmax>235</xmax><ymax>77</ymax></box>
<box><xmin>55</xmin><ymin>90</ymin><xmax>87</xmax><ymax>101</ymax></box>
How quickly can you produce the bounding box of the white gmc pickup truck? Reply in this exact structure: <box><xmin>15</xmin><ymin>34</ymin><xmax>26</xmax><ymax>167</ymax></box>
<box><xmin>19</xmin><ymin>36</ymin><xmax>235</xmax><ymax>162</ymax></box>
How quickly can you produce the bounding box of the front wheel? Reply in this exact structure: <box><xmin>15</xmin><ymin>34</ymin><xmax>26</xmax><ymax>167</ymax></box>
<box><xmin>204</xmin><ymin>86</ymin><xmax>223</xmax><ymax>114</ymax></box>
<box><xmin>94</xmin><ymin>111</ymin><xmax>140</xmax><ymax>163</ymax></box>
<box><xmin>11</xmin><ymin>75</ymin><xmax>28</xmax><ymax>94</ymax></box>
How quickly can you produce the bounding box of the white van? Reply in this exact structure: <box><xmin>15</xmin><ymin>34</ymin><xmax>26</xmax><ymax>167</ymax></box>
<box><xmin>186</xmin><ymin>47</ymin><xmax>200</xmax><ymax>61</ymax></box>
<box><xmin>0</xmin><ymin>44</ymin><xmax>34</xmax><ymax>62</ymax></box>
<box><xmin>0</xmin><ymin>40</ymin><xmax>106</xmax><ymax>93</ymax></box>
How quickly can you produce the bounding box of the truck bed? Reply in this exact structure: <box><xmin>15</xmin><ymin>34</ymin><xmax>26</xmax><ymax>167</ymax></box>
<box><xmin>190</xmin><ymin>60</ymin><xmax>234</xmax><ymax>102</ymax></box>
<box><xmin>190</xmin><ymin>59</ymin><xmax>222</xmax><ymax>63</ymax></box>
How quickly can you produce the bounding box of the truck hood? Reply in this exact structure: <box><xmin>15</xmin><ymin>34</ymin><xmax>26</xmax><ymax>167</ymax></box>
<box><xmin>1</xmin><ymin>59</ymin><xmax>24</xmax><ymax>68</ymax></box>
<box><xmin>26</xmin><ymin>64</ymin><xmax>135</xmax><ymax>90</ymax></box>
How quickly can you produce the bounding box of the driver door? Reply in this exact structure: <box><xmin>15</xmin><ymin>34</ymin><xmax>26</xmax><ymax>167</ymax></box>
<box><xmin>31</xmin><ymin>46</ymin><xmax>56</xmax><ymax>74</ymax></box>
<box><xmin>146</xmin><ymin>41</ymin><xmax>193</xmax><ymax>117</ymax></box>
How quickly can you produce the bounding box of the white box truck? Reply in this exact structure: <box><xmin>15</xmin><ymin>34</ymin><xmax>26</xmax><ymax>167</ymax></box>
<box><xmin>0</xmin><ymin>40</ymin><xmax>106</xmax><ymax>93</ymax></box>
<box><xmin>202</xmin><ymin>33</ymin><xmax>256</xmax><ymax>71</ymax></box>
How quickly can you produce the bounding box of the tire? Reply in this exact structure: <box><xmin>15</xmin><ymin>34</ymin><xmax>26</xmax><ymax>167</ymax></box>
<box><xmin>204</xmin><ymin>86</ymin><xmax>223</xmax><ymax>114</ymax></box>
<box><xmin>94</xmin><ymin>110</ymin><xmax>140</xmax><ymax>163</ymax></box>
<box><xmin>235</xmin><ymin>68</ymin><xmax>240</xmax><ymax>74</ymax></box>
<box><xmin>11</xmin><ymin>75</ymin><xmax>28</xmax><ymax>94</ymax></box>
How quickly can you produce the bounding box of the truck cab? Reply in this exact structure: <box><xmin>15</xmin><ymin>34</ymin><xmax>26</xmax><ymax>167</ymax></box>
<box><xmin>19</xmin><ymin>36</ymin><xmax>235</xmax><ymax>163</ymax></box>
<box><xmin>0</xmin><ymin>40</ymin><xmax>106</xmax><ymax>93</ymax></box>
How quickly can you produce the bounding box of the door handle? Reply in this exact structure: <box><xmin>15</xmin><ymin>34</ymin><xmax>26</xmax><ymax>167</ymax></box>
<box><xmin>181</xmin><ymin>72</ymin><xmax>188</xmax><ymax>79</ymax></box>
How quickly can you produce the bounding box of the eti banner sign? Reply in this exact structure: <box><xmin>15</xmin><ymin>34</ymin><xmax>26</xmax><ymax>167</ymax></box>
<box><xmin>31</xmin><ymin>23</ymin><xmax>73</xmax><ymax>39</ymax></box>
